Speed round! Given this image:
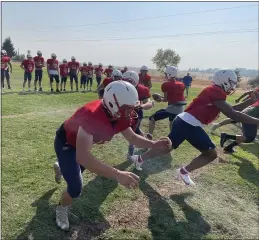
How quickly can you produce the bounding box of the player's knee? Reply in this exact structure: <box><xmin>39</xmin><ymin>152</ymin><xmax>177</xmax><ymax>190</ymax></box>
<box><xmin>244</xmin><ymin>135</ymin><xmax>256</xmax><ymax>143</ymax></box>
<box><xmin>68</xmin><ymin>183</ymin><xmax>82</xmax><ymax>199</ymax></box>
<box><xmin>206</xmin><ymin>149</ymin><xmax>217</xmax><ymax>162</ymax></box>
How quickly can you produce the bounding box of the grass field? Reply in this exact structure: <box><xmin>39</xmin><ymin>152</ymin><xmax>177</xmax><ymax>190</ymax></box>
<box><xmin>1</xmin><ymin>65</ymin><xmax>259</xmax><ymax>240</ymax></box>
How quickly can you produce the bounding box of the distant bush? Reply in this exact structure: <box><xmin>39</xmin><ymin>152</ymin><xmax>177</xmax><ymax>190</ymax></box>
<box><xmin>248</xmin><ymin>76</ymin><xmax>259</xmax><ymax>88</ymax></box>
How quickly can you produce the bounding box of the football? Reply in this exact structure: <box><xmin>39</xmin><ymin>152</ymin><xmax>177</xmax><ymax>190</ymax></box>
<box><xmin>152</xmin><ymin>93</ymin><xmax>163</xmax><ymax>102</ymax></box>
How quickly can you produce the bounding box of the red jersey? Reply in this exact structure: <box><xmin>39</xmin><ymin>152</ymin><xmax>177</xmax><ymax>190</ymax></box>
<box><xmin>64</xmin><ymin>100</ymin><xmax>134</xmax><ymax>147</ymax></box>
<box><xmin>136</xmin><ymin>84</ymin><xmax>151</xmax><ymax>101</ymax></box>
<box><xmin>59</xmin><ymin>64</ymin><xmax>68</xmax><ymax>77</ymax></box>
<box><xmin>80</xmin><ymin>66</ymin><xmax>88</xmax><ymax>76</ymax></box>
<box><xmin>33</xmin><ymin>56</ymin><xmax>44</xmax><ymax>70</ymax></box>
<box><xmin>161</xmin><ymin>80</ymin><xmax>185</xmax><ymax>104</ymax></box>
<box><xmin>251</xmin><ymin>88</ymin><xmax>259</xmax><ymax>107</ymax></box>
<box><xmin>104</xmin><ymin>68</ymin><xmax>113</xmax><ymax>76</ymax></box>
<box><xmin>21</xmin><ymin>59</ymin><xmax>34</xmax><ymax>73</ymax></box>
<box><xmin>1</xmin><ymin>56</ymin><xmax>11</xmax><ymax>70</ymax></box>
<box><xmin>139</xmin><ymin>73</ymin><xmax>151</xmax><ymax>87</ymax></box>
<box><xmin>87</xmin><ymin>66</ymin><xmax>94</xmax><ymax>77</ymax></box>
<box><xmin>47</xmin><ymin>59</ymin><xmax>59</xmax><ymax>71</ymax></box>
<box><xmin>185</xmin><ymin>85</ymin><xmax>227</xmax><ymax>125</ymax></box>
<box><xmin>95</xmin><ymin>67</ymin><xmax>103</xmax><ymax>77</ymax></box>
<box><xmin>103</xmin><ymin>77</ymin><xmax>113</xmax><ymax>87</ymax></box>
<box><xmin>68</xmin><ymin>61</ymin><xmax>80</xmax><ymax>73</ymax></box>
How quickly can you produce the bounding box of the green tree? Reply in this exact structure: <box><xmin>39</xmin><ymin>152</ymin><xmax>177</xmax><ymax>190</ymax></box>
<box><xmin>152</xmin><ymin>48</ymin><xmax>181</xmax><ymax>72</ymax></box>
<box><xmin>1</xmin><ymin>37</ymin><xmax>16</xmax><ymax>57</ymax></box>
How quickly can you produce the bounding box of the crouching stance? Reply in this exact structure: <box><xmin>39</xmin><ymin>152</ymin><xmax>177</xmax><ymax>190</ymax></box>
<box><xmin>129</xmin><ymin>69</ymin><xmax>259</xmax><ymax>185</ymax></box>
<box><xmin>53</xmin><ymin>81</ymin><xmax>171</xmax><ymax>231</ymax></box>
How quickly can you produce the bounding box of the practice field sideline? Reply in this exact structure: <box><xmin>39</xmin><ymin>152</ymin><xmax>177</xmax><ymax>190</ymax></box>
<box><xmin>1</xmin><ymin>65</ymin><xmax>258</xmax><ymax>239</ymax></box>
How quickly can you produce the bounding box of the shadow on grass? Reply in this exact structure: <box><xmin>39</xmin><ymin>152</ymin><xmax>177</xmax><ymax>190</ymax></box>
<box><xmin>16</xmin><ymin>188</ymin><xmax>59</xmax><ymax>240</ymax></box>
<box><xmin>139</xmin><ymin>178</ymin><xmax>211</xmax><ymax>240</ymax></box>
<box><xmin>239</xmin><ymin>141</ymin><xmax>259</xmax><ymax>158</ymax></box>
<box><xmin>66</xmin><ymin>160</ymin><xmax>132</xmax><ymax>239</ymax></box>
<box><xmin>231</xmin><ymin>153</ymin><xmax>259</xmax><ymax>187</ymax></box>
<box><xmin>134</xmin><ymin>153</ymin><xmax>210</xmax><ymax>239</ymax></box>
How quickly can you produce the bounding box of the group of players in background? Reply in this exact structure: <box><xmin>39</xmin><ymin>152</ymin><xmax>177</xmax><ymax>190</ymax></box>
<box><xmin>1</xmin><ymin>50</ymin><xmax>153</xmax><ymax>93</ymax></box>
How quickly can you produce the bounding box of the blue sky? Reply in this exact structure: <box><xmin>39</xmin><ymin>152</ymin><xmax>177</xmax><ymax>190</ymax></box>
<box><xmin>2</xmin><ymin>1</ymin><xmax>258</xmax><ymax>70</ymax></box>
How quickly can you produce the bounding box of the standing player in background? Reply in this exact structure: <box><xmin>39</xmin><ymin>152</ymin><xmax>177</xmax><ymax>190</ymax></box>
<box><xmin>68</xmin><ymin>56</ymin><xmax>80</xmax><ymax>92</ymax></box>
<box><xmin>33</xmin><ymin>50</ymin><xmax>45</xmax><ymax>92</ymax></box>
<box><xmin>80</xmin><ymin>62</ymin><xmax>88</xmax><ymax>92</ymax></box>
<box><xmin>20</xmin><ymin>54</ymin><xmax>35</xmax><ymax>92</ymax></box>
<box><xmin>1</xmin><ymin>49</ymin><xmax>12</xmax><ymax>90</ymax></box>
<box><xmin>47</xmin><ymin>53</ymin><xmax>60</xmax><ymax>92</ymax></box>
<box><xmin>59</xmin><ymin>59</ymin><xmax>69</xmax><ymax>92</ymax></box>
<box><xmin>97</xmin><ymin>70</ymin><xmax>122</xmax><ymax>98</ymax></box>
<box><xmin>86</xmin><ymin>61</ymin><xmax>94</xmax><ymax>91</ymax></box>
<box><xmin>94</xmin><ymin>63</ymin><xmax>103</xmax><ymax>88</ymax></box>
<box><xmin>182</xmin><ymin>73</ymin><xmax>193</xmax><ymax>97</ymax></box>
<box><xmin>53</xmin><ymin>80</ymin><xmax>171</xmax><ymax>231</ymax></box>
<box><xmin>121</xmin><ymin>66</ymin><xmax>128</xmax><ymax>74</ymax></box>
<box><xmin>123</xmin><ymin>71</ymin><xmax>155</xmax><ymax>158</ymax></box>
<box><xmin>104</xmin><ymin>64</ymin><xmax>113</xmax><ymax>77</ymax></box>
<box><xmin>139</xmin><ymin>65</ymin><xmax>152</xmax><ymax>89</ymax></box>
<box><xmin>129</xmin><ymin>69</ymin><xmax>259</xmax><ymax>184</ymax></box>
<box><xmin>147</xmin><ymin>66</ymin><xmax>186</xmax><ymax>140</ymax></box>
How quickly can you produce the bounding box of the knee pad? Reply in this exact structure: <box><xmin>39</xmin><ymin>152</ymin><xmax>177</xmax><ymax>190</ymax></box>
<box><xmin>68</xmin><ymin>184</ymin><xmax>82</xmax><ymax>199</ymax></box>
<box><xmin>244</xmin><ymin>135</ymin><xmax>256</xmax><ymax>143</ymax></box>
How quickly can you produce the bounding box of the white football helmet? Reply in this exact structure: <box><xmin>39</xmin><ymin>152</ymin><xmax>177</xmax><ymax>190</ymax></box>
<box><xmin>63</xmin><ymin>59</ymin><xmax>67</xmax><ymax>63</ymax></box>
<box><xmin>212</xmin><ymin>69</ymin><xmax>237</xmax><ymax>94</ymax></box>
<box><xmin>83</xmin><ymin>62</ymin><xmax>87</xmax><ymax>66</ymax></box>
<box><xmin>111</xmin><ymin>70</ymin><xmax>123</xmax><ymax>80</ymax></box>
<box><xmin>88</xmin><ymin>61</ymin><xmax>92</xmax><ymax>65</ymax></box>
<box><xmin>122</xmin><ymin>71</ymin><xmax>139</xmax><ymax>87</ymax></box>
<box><xmin>27</xmin><ymin>54</ymin><xmax>32</xmax><ymax>59</ymax></box>
<box><xmin>37</xmin><ymin>50</ymin><xmax>42</xmax><ymax>55</ymax></box>
<box><xmin>51</xmin><ymin>53</ymin><xmax>56</xmax><ymax>58</ymax></box>
<box><xmin>99</xmin><ymin>63</ymin><xmax>102</xmax><ymax>66</ymax></box>
<box><xmin>1</xmin><ymin>50</ymin><xmax>7</xmax><ymax>56</ymax></box>
<box><xmin>140</xmin><ymin>65</ymin><xmax>148</xmax><ymax>71</ymax></box>
<box><xmin>71</xmin><ymin>56</ymin><xmax>76</xmax><ymax>60</ymax></box>
<box><xmin>103</xmin><ymin>80</ymin><xmax>140</xmax><ymax>119</ymax></box>
<box><xmin>165</xmin><ymin>66</ymin><xmax>177</xmax><ymax>79</ymax></box>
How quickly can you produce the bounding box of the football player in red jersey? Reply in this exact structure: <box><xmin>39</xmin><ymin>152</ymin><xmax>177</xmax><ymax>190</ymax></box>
<box><xmin>52</xmin><ymin>80</ymin><xmax>171</xmax><ymax>231</ymax></box>
<box><xmin>68</xmin><ymin>56</ymin><xmax>80</xmax><ymax>92</ymax></box>
<box><xmin>20</xmin><ymin>54</ymin><xmax>35</xmax><ymax>92</ymax></box>
<box><xmin>59</xmin><ymin>59</ymin><xmax>69</xmax><ymax>92</ymax></box>
<box><xmin>121</xmin><ymin>66</ymin><xmax>128</xmax><ymax>74</ymax></box>
<box><xmin>123</xmin><ymin>71</ymin><xmax>155</xmax><ymax>160</ymax></box>
<box><xmin>47</xmin><ymin>53</ymin><xmax>60</xmax><ymax>92</ymax></box>
<box><xmin>147</xmin><ymin>66</ymin><xmax>186</xmax><ymax>140</ymax></box>
<box><xmin>86</xmin><ymin>61</ymin><xmax>94</xmax><ymax>91</ymax></box>
<box><xmin>1</xmin><ymin>49</ymin><xmax>12</xmax><ymax>90</ymax></box>
<box><xmin>129</xmin><ymin>69</ymin><xmax>259</xmax><ymax>185</ymax></box>
<box><xmin>94</xmin><ymin>63</ymin><xmax>103</xmax><ymax>87</ymax></box>
<box><xmin>97</xmin><ymin>69</ymin><xmax>122</xmax><ymax>98</ymax></box>
<box><xmin>79</xmin><ymin>62</ymin><xmax>88</xmax><ymax>92</ymax></box>
<box><xmin>33</xmin><ymin>50</ymin><xmax>45</xmax><ymax>92</ymax></box>
<box><xmin>139</xmin><ymin>65</ymin><xmax>152</xmax><ymax>89</ymax></box>
<box><xmin>104</xmin><ymin>64</ymin><xmax>113</xmax><ymax>77</ymax></box>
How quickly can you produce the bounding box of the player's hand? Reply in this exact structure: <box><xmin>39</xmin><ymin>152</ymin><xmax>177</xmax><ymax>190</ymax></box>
<box><xmin>115</xmin><ymin>170</ymin><xmax>139</xmax><ymax>189</ymax></box>
<box><xmin>153</xmin><ymin>137</ymin><xmax>172</xmax><ymax>151</ymax></box>
<box><xmin>251</xmin><ymin>91</ymin><xmax>259</xmax><ymax>102</ymax></box>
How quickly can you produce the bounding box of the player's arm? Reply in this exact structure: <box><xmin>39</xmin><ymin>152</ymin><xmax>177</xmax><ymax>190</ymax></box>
<box><xmin>140</xmin><ymin>97</ymin><xmax>154</xmax><ymax>110</ymax></box>
<box><xmin>20</xmin><ymin>61</ymin><xmax>24</xmax><ymax>70</ymax></box>
<box><xmin>213</xmin><ymin>100</ymin><xmax>259</xmax><ymax>125</ymax></box>
<box><xmin>46</xmin><ymin>61</ymin><xmax>50</xmax><ymax>77</ymax></box>
<box><xmin>76</xmin><ymin>126</ymin><xmax>139</xmax><ymax>188</ymax></box>
<box><xmin>8</xmin><ymin>60</ymin><xmax>12</xmax><ymax>73</ymax></box>
<box><xmin>161</xmin><ymin>92</ymin><xmax>168</xmax><ymax>102</ymax></box>
<box><xmin>147</xmin><ymin>79</ymin><xmax>152</xmax><ymax>89</ymax></box>
<box><xmin>121</xmin><ymin>127</ymin><xmax>171</xmax><ymax>150</ymax></box>
<box><xmin>235</xmin><ymin>90</ymin><xmax>253</xmax><ymax>103</ymax></box>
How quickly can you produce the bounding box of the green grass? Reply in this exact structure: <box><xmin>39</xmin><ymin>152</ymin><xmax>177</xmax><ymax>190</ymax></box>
<box><xmin>2</xmin><ymin>65</ymin><xmax>259</xmax><ymax>240</ymax></box>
